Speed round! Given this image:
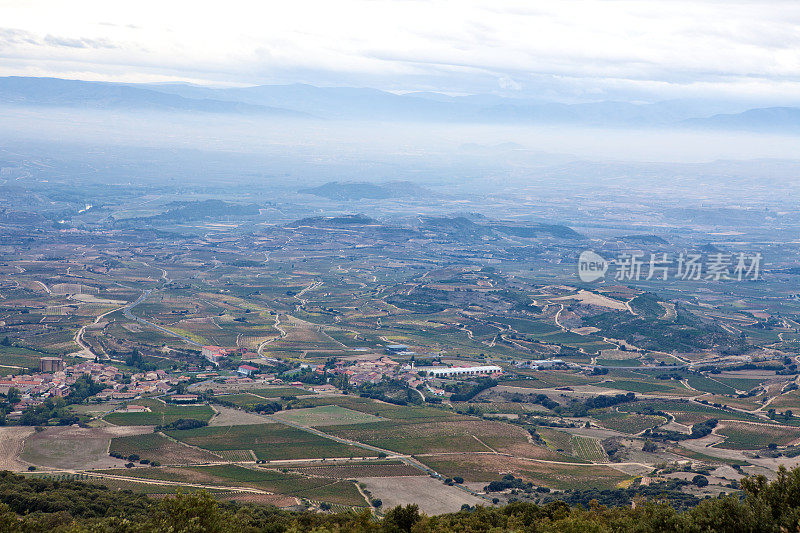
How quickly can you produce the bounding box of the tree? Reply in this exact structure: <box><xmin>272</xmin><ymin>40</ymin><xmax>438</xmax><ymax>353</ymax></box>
<box><xmin>692</xmin><ymin>475</ymin><xmax>709</xmax><ymax>487</ymax></box>
<box><xmin>383</xmin><ymin>504</ymin><xmax>421</xmax><ymax>532</ymax></box>
<box><xmin>0</xmin><ymin>337</ymin><xmax>10</xmax><ymax>347</ymax></box>
<box><xmin>6</xmin><ymin>388</ymin><xmax>20</xmax><ymax>405</ymax></box>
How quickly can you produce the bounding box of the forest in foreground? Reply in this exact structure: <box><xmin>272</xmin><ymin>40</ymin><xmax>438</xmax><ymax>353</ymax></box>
<box><xmin>1</xmin><ymin>467</ymin><xmax>800</xmax><ymax>532</ymax></box>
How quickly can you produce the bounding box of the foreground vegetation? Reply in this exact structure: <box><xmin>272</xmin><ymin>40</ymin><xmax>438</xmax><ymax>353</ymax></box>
<box><xmin>3</xmin><ymin>466</ymin><xmax>800</xmax><ymax>531</ymax></box>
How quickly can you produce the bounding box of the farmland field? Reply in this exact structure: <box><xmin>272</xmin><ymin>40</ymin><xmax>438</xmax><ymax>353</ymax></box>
<box><xmin>537</xmin><ymin>427</ymin><xmax>575</xmax><ymax>455</ymax></box>
<box><xmin>96</xmin><ymin>464</ymin><xmax>367</xmax><ymax>506</ymax></box>
<box><xmin>686</xmin><ymin>375</ymin><xmax>737</xmax><ymax>395</ymax></box>
<box><xmin>104</xmin><ymin>398</ymin><xmax>214</xmax><ymax>426</ymax></box>
<box><xmin>286</xmin><ymin>461</ymin><xmax>425</xmax><ymax>478</ymax></box>
<box><xmin>109</xmin><ymin>432</ymin><xmax>222</xmax><ymax>464</ymax></box>
<box><xmin>421</xmin><ymin>453</ymin><xmax>630</xmax><ymax>490</ymax></box>
<box><xmin>597</xmin><ymin>379</ymin><xmax>689</xmax><ymax>394</ymax></box>
<box><xmin>272</xmin><ymin>405</ymin><xmax>385</xmax><ymax>426</ymax></box>
<box><xmin>570</xmin><ymin>436</ymin><xmax>607</xmax><ymax>463</ymax></box>
<box><xmin>593</xmin><ymin>411</ymin><xmax>666</xmax><ymax>434</ymax></box>
<box><xmin>288</xmin><ymin>395</ymin><xmax>456</xmax><ymax>421</ymax></box>
<box><xmin>165</xmin><ymin>423</ymin><xmax>379</xmax><ymax>460</ymax></box>
<box><xmin>714</xmin><ymin>422</ymin><xmax>800</xmax><ymax>450</ymax></box>
<box><xmin>247</xmin><ymin>387</ymin><xmax>314</xmax><ymax>397</ymax></box>
<box><xmin>619</xmin><ymin>399</ymin><xmax>762</xmax><ymax>424</ymax></box>
<box><xmin>324</xmin><ymin>417</ymin><xmax>569</xmax><ymax>460</ymax></box>
<box><xmin>21</xmin><ymin>426</ymin><xmax>148</xmax><ymax>470</ymax></box>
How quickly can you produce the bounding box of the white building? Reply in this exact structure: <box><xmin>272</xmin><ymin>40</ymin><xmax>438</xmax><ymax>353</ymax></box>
<box><xmin>417</xmin><ymin>365</ymin><xmax>502</xmax><ymax>378</ymax></box>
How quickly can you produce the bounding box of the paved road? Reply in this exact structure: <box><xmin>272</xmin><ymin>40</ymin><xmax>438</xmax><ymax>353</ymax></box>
<box><xmin>122</xmin><ymin>289</ymin><xmax>201</xmax><ymax>347</ymax></box>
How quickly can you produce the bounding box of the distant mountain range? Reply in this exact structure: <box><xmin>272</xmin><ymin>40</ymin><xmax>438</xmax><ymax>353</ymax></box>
<box><xmin>683</xmin><ymin>107</ymin><xmax>800</xmax><ymax>132</ymax></box>
<box><xmin>0</xmin><ymin>77</ymin><xmax>308</xmax><ymax>117</ymax></box>
<box><xmin>1</xmin><ymin>76</ymin><xmax>798</xmax><ymax>132</ymax></box>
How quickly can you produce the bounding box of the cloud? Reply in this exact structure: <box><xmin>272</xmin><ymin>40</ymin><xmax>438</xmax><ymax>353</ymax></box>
<box><xmin>1</xmin><ymin>0</ymin><xmax>799</xmax><ymax>102</ymax></box>
<box><xmin>0</xmin><ymin>27</ymin><xmax>118</xmax><ymax>51</ymax></box>
<box><xmin>43</xmin><ymin>35</ymin><xmax>118</xmax><ymax>49</ymax></box>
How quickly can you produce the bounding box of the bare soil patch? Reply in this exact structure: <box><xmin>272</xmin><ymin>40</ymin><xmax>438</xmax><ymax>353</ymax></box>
<box><xmin>21</xmin><ymin>425</ymin><xmax>150</xmax><ymax>470</ymax></box>
<box><xmin>208</xmin><ymin>406</ymin><xmax>272</xmax><ymax>427</ymax></box>
<box><xmin>357</xmin><ymin>476</ymin><xmax>485</xmax><ymax>515</ymax></box>
<box><xmin>0</xmin><ymin>426</ymin><xmax>35</xmax><ymax>471</ymax></box>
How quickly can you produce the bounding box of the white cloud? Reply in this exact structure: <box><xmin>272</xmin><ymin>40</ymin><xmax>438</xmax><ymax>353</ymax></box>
<box><xmin>0</xmin><ymin>0</ymin><xmax>799</xmax><ymax>101</ymax></box>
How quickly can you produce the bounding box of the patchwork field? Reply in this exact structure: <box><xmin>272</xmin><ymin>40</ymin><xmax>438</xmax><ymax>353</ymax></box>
<box><xmin>324</xmin><ymin>417</ymin><xmax>570</xmax><ymax>460</ymax></box>
<box><xmin>714</xmin><ymin>421</ymin><xmax>800</xmax><ymax>450</ymax></box>
<box><xmin>104</xmin><ymin>398</ymin><xmax>214</xmax><ymax>426</ymax></box>
<box><xmin>97</xmin><ymin>464</ymin><xmax>367</xmax><ymax>506</ymax></box>
<box><xmin>272</xmin><ymin>405</ymin><xmax>385</xmax><ymax>426</ymax></box>
<box><xmin>109</xmin><ymin>432</ymin><xmax>222</xmax><ymax>464</ymax></box>
<box><xmin>286</xmin><ymin>461</ymin><xmax>425</xmax><ymax>478</ymax></box>
<box><xmin>420</xmin><ymin>454</ymin><xmax>631</xmax><ymax>490</ymax></box>
<box><xmin>165</xmin><ymin>423</ymin><xmax>380</xmax><ymax>460</ymax></box>
<box><xmin>593</xmin><ymin>410</ymin><xmax>667</xmax><ymax>434</ymax></box>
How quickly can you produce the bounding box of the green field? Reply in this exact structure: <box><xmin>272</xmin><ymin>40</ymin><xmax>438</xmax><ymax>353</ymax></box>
<box><xmin>619</xmin><ymin>399</ymin><xmax>762</xmax><ymax>424</ymax></box>
<box><xmin>104</xmin><ymin>399</ymin><xmax>214</xmax><ymax>426</ymax></box>
<box><xmin>715</xmin><ymin>422</ymin><xmax>800</xmax><ymax>450</ymax></box>
<box><xmin>595</xmin><ymin>358</ymin><xmax>642</xmax><ymax>367</ymax></box>
<box><xmin>288</xmin><ymin>395</ymin><xmax>455</xmax><ymax>421</ymax></box>
<box><xmin>97</xmin><ymin>464</ymin><xmax>367</xmax><ymax>506</ymax></box>
<box><xmin>592</xmin><ymin>410</ymin><xmax>666</xmax><ymax>434</ymax></box>
<box><xmin>272</xmin><ymin>405</ymin><xmax>385</xmax><ymax>426</ymax></box>
<box><xmin>215</xmin><ymin>393</ymin><xmax>268</xmax><ymax>408</ymax></box>
<box><xmin>247</xmin><ymin>387</ymin><xmax>314</xmax><ymax>397</ymax></box>
<box><xmin>598</xmin><ymin>379</ymin><xmax>686</xmax><ymax>394</ymax></box>
<box><xmin>421</xmin><ymin>454</ymin><xmax>628</xmax><ymax>490</ymax></box>
<box><xmin>165</xmin><ymin>423</ymin><xmax>379</xmax><ymax>460</ymax></box>
<box><xmin>0</xmin><ymin>345</ymin><xmax>50</xmax><ymax>370</ymax></box>
<box><xmin>570</xmin><ymin>436</ymin><xmax>607</xmax><ymax>463</ymax></box>
<box><xmin>109</xmin><ymin>432</ymin><xmax>221</xmax><ymax>464</ymax></box>
<box><xmin>686</xmin><ymin>375</ymin><xmax>737</xmax><ymax>395</ymax></box>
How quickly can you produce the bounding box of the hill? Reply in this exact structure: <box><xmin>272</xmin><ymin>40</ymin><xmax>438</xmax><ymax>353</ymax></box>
<box><xmin>299</xmin><ymin>181</ymin><xmax>436</xmax><ymax>200</ymax></box>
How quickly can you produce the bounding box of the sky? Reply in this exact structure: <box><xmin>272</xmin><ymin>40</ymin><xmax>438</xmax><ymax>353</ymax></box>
<box><xmin>1</xmin><ymin>0</ymin><xmax>799</xmax><ymax>103</ymax></box>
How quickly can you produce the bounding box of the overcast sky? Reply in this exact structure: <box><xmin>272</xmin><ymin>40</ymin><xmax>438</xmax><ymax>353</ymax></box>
<box><xmin>1</xmin><ymin>0</ymin><xmax>799</xmax><ymax>102</ymax></box>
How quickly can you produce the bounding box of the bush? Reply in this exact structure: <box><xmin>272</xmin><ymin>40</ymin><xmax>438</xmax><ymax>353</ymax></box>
<box><xmin>156</xmin><ymin>418</ymin><xmax>208</xmax><ymax>431</ymax></box>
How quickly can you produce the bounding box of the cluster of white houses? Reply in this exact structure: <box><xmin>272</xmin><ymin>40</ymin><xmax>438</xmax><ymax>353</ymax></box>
<box><xmin>415</xmin><ymin>365</ymin><xmax>503</xmax><ymax>378</ymax></box>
